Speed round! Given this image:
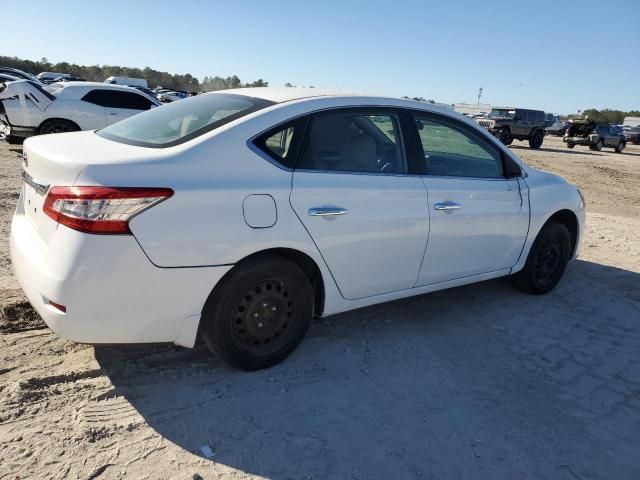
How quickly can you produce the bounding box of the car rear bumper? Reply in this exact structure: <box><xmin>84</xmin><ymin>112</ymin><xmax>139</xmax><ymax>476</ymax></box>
<box><xmin>10</xmin><ymin>198</ymin><xmax>232</xmax><ymax>347</ymax></box>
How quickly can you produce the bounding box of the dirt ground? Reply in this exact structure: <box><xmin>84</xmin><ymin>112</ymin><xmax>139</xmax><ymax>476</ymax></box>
<box><xmin>1</xmin><ymin>135</ymin><xmax>639</xmax><ymax>480</ymax></box>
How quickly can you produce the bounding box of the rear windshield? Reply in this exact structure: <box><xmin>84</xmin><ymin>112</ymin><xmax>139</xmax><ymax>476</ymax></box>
<box><xmin>96</xmin><ymin>93</ymin><xmax>274</xmax><ymax>148</ymax></box>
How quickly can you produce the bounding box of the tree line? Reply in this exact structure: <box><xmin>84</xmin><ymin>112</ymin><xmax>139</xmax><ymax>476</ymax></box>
<box><xmin>0</xmin><ymin>55</ymin><xmax>268</xmax><ymax>92</ymax></box>
<box><xmin>567</xmin><ymin>109</ymin><xmax>640</xmax><ymax>125</ymax></box>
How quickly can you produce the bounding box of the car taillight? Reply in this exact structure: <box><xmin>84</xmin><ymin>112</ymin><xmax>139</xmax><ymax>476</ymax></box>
<box><xmin>43</xmin><ymin>186</ymin><xmax>173</xmax><ymax>234</ymax></box>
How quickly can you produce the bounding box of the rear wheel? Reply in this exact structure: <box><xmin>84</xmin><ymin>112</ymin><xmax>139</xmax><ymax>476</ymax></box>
<box><xmin>615</xmin><ymin>141</ymin><xmax>625</xmax><ymax>153</ymax></box>
<box><xmin>528</xmin><ymin>129</ymin><xmax>544</xmax><ymax>149</ymax></box>
<box><xmin>566</xmin><ymin>141</ymin><xmax>575</xmax><ymax>149</ymax></box>
<box><xmin>594</xmin><ymin>140</ymin><xmax>603</xmax><ymax>151</ymax></box>
<box><xmin>512</xmin><ymin>221</ymin><xmax>571</xmax><ymax>294</ymax></box>
<box><xmin>39</xmin><ymin>119</ymin><xmax>80</xmax><ymax>135</ymax></box>
<box><xmin>200</xmin><ymin>255</ymin><xmax>314</xmax><ymax>371</ymax></box>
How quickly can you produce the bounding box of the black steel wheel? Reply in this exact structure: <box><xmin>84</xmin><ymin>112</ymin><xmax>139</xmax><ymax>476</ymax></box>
<box><xmin>200</xmin><ymin>255</ymin><xmax>314</xmax><ymax>370</ymax></box>
<box><xmin>512</xmin><ymin>221</ymin><xmax>571</xmax><ymax>294</ymax></box>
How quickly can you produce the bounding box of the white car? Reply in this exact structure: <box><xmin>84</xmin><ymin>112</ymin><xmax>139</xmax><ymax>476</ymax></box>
<box><xmin>10</xmin><ymin>87</ymin><xmax>585</xmax><ymax>370</ymax></box>
<box><xmin>0</xmin><ymin>80</ymin><xmax>160</xmax><ymax>144</ymax></box>
<box><xmin>158</xmin><ymin>90</ymin><xmax>188</xmax><ymax>103</ymax></box>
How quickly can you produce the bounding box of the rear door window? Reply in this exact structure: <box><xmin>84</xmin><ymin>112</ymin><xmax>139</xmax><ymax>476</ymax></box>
<box><xmin>298</xmin><ymin>110</ymin><xmax>406</xmax><ymax>174</ymax></box>
<box><xmin>82</xmin><ymin>89</ymin><xmax>155</xmax><ymax>110</ymax></box>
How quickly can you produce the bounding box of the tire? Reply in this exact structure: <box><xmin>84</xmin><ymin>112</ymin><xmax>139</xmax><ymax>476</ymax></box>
<box><xmin>566</xmin><ymin>142</ymin><xmax>575</xmax><ymax>149</ymax></box>
<box><xmin>511</xmin><ymin>221</ymin><xmax>572</xmax><ymax>295</ymax></box>
<box><xmin>528</xmin><ymin>129</ymin><xmax>544</xmax><ymax>149</ymax></box>
<box><xmin>497</xmin><ymin>128</ymin><xmax>511</xmax><ymax>145</ymax></box>
<box><xmin>5</xmin><ymin>135</ymin><xmax>24</xmax><ymax>145</ymax></box>
<box><xmin>200</xmin><ymin>255</ymin><xmax>314</xmax><ymax>371</ymax></box>
<box><xmin>615</xmin><ymin>141</ymin><xmax>625</xmax><ymax>153</ymax></box>
<box><xmin>594</xmin><ymin>140</ymin><xmax>603</xmax><ymax>151</ymax></box>
<box><xmin>39</xmin><ymin>119</ymin><xmax>80</xmax><ymax>135</ymax></box>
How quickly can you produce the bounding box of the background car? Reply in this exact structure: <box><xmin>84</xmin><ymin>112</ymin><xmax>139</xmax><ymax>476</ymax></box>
<box><xmin>0</xmin><ymin>67</ymin><xmax>42</xmax><ymax>83</ymax></box>
<box><xmin>52</xmin><ymin>76</ymin><xmax>87</xmax><ymax>82</ymax></box>
<box><xmin>476</xmin><ymin>107</ymin><xmax>547</xmax><ymax>148</ymax></box>
<box><xmin>10</xmin><ymin>88</ymin><xmax>585</xmax><ymax>370</ymax></box>
<box><xmin>0</xmin><ymin>73</ymin><xmax>20</xmax><ymax>82</ymax></box>
<box><xmin>564</xmin><ymin>120</ymin><xmax>626</xmax><ymax>153</ymax></box>
<box><xmin>545</xmin><ymin>120</ymin><xmax>569</xmax><ymax>136</ymax></box>
<box><xmin>158</xmin><ymin>90</ymin><xmax>188</xmax><ymax>102</ymax></box>
<box><xmin>622</xmin><ymin>116</ymin><xmax>640</xmax><ymax>145</ymax></box>
<box><xmin>0</xmin><ymin>80</ymin><xmax>160</xmax><ymax>143</ymax></box>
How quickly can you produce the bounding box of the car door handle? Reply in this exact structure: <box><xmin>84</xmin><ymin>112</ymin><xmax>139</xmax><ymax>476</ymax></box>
<box><xmin>308</xmin><ymin>207</ymin><xmax>348</xmax><ymax>217</ymax></box>
<box><xmin>109</xmin><ymin>112</ymin><xmax>119</xmax><ymax>115</ymax></box>
<box><xmin>434</xmin><ymin>202</ymin><xmax>461</xmax><ymax>211</ymax></box>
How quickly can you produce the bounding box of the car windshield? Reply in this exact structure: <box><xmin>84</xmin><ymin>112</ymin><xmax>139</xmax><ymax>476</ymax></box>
<box><xmin>489</xmin><ymin>109</ymin><xmax>516</xmax><ymax>118</ymax></box>
<box><xmin>96</xmin><ymin>93</ymin><xmax>274</xmax><ymax>148</ymax></box>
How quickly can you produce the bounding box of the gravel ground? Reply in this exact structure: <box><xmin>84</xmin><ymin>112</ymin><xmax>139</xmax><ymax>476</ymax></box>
<box><xmin>0</xmin><ymin>135</ymin><xmax>639</xmax><ymax>480</ymax></box>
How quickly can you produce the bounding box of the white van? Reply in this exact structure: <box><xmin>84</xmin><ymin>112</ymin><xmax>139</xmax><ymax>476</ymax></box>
<box><xmin>104</xmin><ymin>76</ymin><xmax>148</xmax><ymax>88</ymax></box>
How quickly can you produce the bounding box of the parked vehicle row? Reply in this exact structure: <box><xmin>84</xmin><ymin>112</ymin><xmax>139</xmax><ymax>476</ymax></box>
<box><xmin>0</xmin><ymin>80</ymin><xmax>160</xmax><ymax>144</ymax></box>
<box><xmin>10</xmin><ymin>88</ymin><xmax>585</xmax><ymax>370</ymax></box>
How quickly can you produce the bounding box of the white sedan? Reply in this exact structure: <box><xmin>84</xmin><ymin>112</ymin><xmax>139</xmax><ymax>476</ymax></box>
<box><xmin>10</xmin><ymin>88</ymin><xmax>585</xmax><ymax>370</ymax></box>
<box><xmin>0</xmin><ymin>80</ymin><xmax>160</xmax><ymax>144</ymax></box>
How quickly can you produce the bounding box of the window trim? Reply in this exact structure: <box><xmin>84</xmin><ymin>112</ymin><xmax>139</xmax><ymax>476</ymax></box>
<box><xmin>407</xmin><ymin>110</ymin><xmax>522</xmax><ymax>180</ymax></box>
<box><xmin>294</xmin><ymin>107</ymin><xmax>410</xmax><ymax>176</ymax></box>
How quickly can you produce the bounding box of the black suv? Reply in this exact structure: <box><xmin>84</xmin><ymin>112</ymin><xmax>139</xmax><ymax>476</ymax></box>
<box><xmin>563</xmin><ymin>120</ymin><xmax>626</xmax><ymax>153</ymax></box>
<box><xmin>476</xmin><ymin>107</ymin><xmax>546</xmax><ymax>148</ymax></box>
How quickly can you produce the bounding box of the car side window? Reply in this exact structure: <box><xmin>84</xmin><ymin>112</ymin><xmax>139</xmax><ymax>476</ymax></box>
<box><xmin>82</xmin><ymin>90</ymin><xmax>154</xmax><ymax>110</ymax></box>
<box><xmin>252</xmin><ymin>118</ymin><xmax>307</xmax><ymax>169</ymax></box>
<box><xmin>298</xmin><ymin>111</ymin><xmax>405</xmax><ymax>174</ymax></box>
<box><xmin>526</xmin><ymin>111</ymin><xmax>535</xmax><ymax>121</ymax></box>
<box><xmin>413</xmin><ymin>115</ymin><xmax>504</xmax><ymax>178</ymax></box>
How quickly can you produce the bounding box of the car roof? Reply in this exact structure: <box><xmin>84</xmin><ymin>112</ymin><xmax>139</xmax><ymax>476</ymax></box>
<box><xmin>46</xmin><ymin>81</ymin><xmax>161</xmax><ymax>103</ymax></box>
<box><xmin>226</xmin><ymin>87</ymin><xmax>358</xmax><ymax>103</ymax></box>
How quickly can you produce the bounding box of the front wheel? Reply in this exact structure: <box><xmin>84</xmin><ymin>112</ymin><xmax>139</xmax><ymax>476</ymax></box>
<box><xmin>200</xmin><ymin>255</ymin><xmax>314</xmax><ymax>371</ymax></box>
<box><xmin>497</xmin><ymin>128</ymin><xmax>511</xmax><ymax>145</ymax></box>
<box><xmin>511</xmin><ymin>221</ymin><xmax>571</xmax><ymax>294</ymax></box>
<box><xmin>594</xmin><ymin>140</ymin><xmax>603</xmax><ymax>151</ymax></box>
<box><xmin>566</xmin><ymin>141</ymin><xmax>575</xmax><ymax>149</ymax></box>
<box><xmin>615</xmin><ymin>142</ymin><xmax>625</xmax><ymax>153</ymax></box>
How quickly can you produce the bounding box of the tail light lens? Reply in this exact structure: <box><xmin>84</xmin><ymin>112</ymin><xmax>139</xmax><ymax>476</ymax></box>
<box><xmin>43</xmin><ymin>186</ymin><xmax>173</xmax><ymax>234</ymax></box>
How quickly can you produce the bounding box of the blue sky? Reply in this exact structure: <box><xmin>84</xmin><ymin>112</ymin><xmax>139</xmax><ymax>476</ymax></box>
<box><xmin>5</xmin><ymin>0</ymin><xmax>639</xmax><ymax>113</ymax></box>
